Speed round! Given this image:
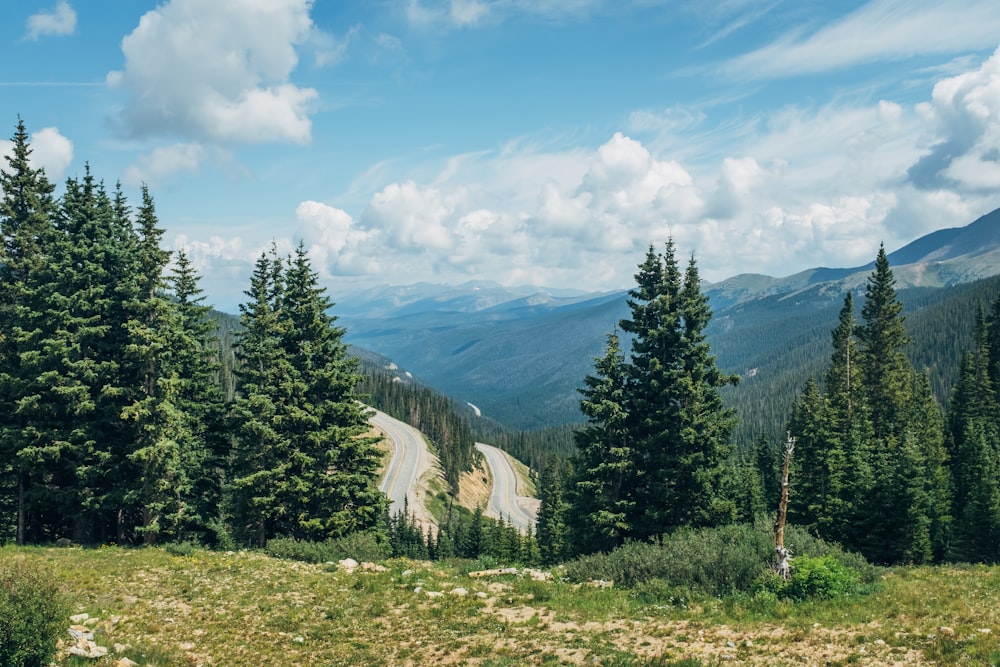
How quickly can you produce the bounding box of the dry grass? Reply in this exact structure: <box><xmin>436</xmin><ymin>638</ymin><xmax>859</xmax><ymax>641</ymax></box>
<box><xmin>9</xmin><ymin>545</ymin><xmax>1000</xmax><ymax>666</ymax></box>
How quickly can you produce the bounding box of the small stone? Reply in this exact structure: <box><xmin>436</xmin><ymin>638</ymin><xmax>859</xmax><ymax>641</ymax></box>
<box><xmin>402</xmin><ymin>569</ymin><xmax>414</xmax><ymax>577</ymax></box>
<box><xmin>70</xmin><ymin>613</ymin><xmax>90</xmax><ymax>624</ymax></box>
<box><xmin>339</xmin><ymin>558</ymin><xmax>359</xmax><ymax>571</ymax></box>
<box><xmin>450</xmin><ymin>587</ymin><xmax>468</xmax><ymax>597</ymax></box>
<box><xmin>426</xmin><ymin>590</ymin><xmax>444</xmax><ymax>598</ymax></box>
<box><xmin>939</xmin><ymin>626</ymin><xmax>955</xmax><ymax>637</ymax></box>
<box><xmin>721</xmin><ymin>654</ymin><xmax>736</xmax><ymax>661</ymax></box>
<box><xmin>293</xmin><ymin>636</ymin><xmax>305</xmax><ymax>643</ymax></box>
<box><xmin>744</xmin><ymin>640</ymin><xmax>753</xmax><ymax>648</ymax></box>
<box><xmin>116</xmin><ymin>658</ymin><xmax>139</xmax><ymax>667</ymax></box>
<box><xmin>476</xmin><ymin>592</ymin><xmax>488</xmax><ymax>599</ymax></box>
<box><xmin>874</xmin><ymin>639</ymin><xmax>886</xmax><ymax>646</ymax></box>
<box><xmin>413</xmin><ymin>586</ymin><xmax>423</xmax><ymax>593</ymax></box>
<box><xmin>978</xmin><ymin>628</ymin><xmax>992</xmax><ymax>634</ymax></box>
<box><xmin>113</xmin><ymin>643</ymin><xmax>131</xmax><ymax>653</ymax></box>
<box><xmin>726</xmin><ymin>641</ymin><xmax>736</xmax><ymax>648</ymax></box>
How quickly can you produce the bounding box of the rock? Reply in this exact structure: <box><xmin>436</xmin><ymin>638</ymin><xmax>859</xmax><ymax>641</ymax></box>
<box><xmin>874</xmin><ymin>639</ymin><xmax>886</xmax><ymax>646</ymax></box>
<box><xmin>586</xmin><ymin>579</ymin><xmax>614</xmax><ymax>588</ymax></box>
<box><xmin>338</xmin><ymin>558</ymin><xmax>359</xmax><ymax>571</ymax></box>
<box><xmin>939</xmin><ymin>626</ymin><xmax>955</xmax><ymax>637</ymax></box>
<box><xmin>116</xmin><ymin>658</ymin><xmax>139</xmax><ymax>667</ymax></box>
<box><xmin>425</xmin><ymin>591</ymin><xmax>444</xmax><ymax>598</ymax></box>
<box><xmin>361</xmin><ymin>562</ymin><xmax>389</xmax><ymax>572</ymax></box>
<box><xmin>402</xmin><ymin>569</ymin><xmax>414</xmax><ymax>577</ymax></box>
<box><xmin>450</xmin><ymin>587</ymin><xmax>468</xmax><ymax>597</ymax></box>
<box><xmin>523</xmin><ymin>568</ymin><xmax>552</xmax><ymax>581</ymax></box>
<box><xmin>70</xmin><ymin>613</ymin><xmax>90</xmax><ymax>624</ymax></box>
<box><xmin>978</xmin><ymin>628</ymin><xmax>992</xmax><ymax>634</ymax></box>
<box><xmin>69</xmin><ymin>625</ymin><xmax>94</xmax><ymax>641</ymax></box>
<box><xmin>476</xmin><ymin>592</ymin><xmax>489</xmax><ymax>599</ymax></box>
<box><xmin>56</xmin><ymin>537</ymin><xmax>75</xmax><ymax>547</ymax></box>
<box><xmin>726</xmin><ymin>641</ymin><xmax>736</xmax><ymax>648</ymax></box>
<box><xmin>293</xmin><ymin>636</ymin><xmax>305</xmax><ymax>643</ymax></box>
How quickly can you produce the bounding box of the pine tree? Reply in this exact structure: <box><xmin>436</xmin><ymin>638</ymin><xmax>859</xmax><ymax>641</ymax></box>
<box><xmin>228</xmin><ymin>246</ymin><xmax>385</xmax><ymax>546</ymax></box>
<box><xmin>280</xmin><ymin>243</ymin><xmax>385</xmax><ymax>538</ymax></box>
<box><xmin>572</xmin><ymin>241</ymin><xmax>739</xmax><ymax>552</ymax></box>
<box><xmin>228</xmin><ymin>249</ymin><xmax>292</xmax><ymax>546</ymax></box>
<box><xmin>0</xmin><ymin>118</ymin><xmax>58</xmax><ymax>544</ymax></box>
<box><xmin>536</xmin><ymin>456</ymin><xmax>570</xmax><ymax>565</ymax></box>
<box><xmin>168</xmin><ymin>251</ymin><xmax>228</xmax><ymax>544</ymax></box>
<box><xmin>569</xmin><ymin>330</ymin><xmax>634</xmax><ymax>553</ymax></box>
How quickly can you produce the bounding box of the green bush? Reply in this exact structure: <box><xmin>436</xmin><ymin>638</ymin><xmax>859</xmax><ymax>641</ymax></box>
<box><xmin>0</xmin><ymin>556</ymin><xmax>70</xmax><ymax>667</ymax></box>
<box><xmin>563</xmin><ymin>520</ymin><xmax>877</xmax><ymax>599</ymax></box>
<box><xmin>783</xmin><ymin>555</ymin><xmax>864</xmax><ymax>600</ymax></box>
<box><xmin>265</xmin><ymin>531</ymin><xmax>390</xmax><ymax>564</ymax></box>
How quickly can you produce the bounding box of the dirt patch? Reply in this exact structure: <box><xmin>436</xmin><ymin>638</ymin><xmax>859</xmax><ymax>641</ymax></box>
<box><xmin>457</xmin><ymin>459</ymin><xmax>492</xmax><ymax>512</ymax></box>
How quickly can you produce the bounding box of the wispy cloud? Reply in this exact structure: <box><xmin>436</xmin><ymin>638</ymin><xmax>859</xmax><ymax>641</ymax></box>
<box><xmin>721</xmin><ymin>0</ymin><xmax>1000</xmax><ymax>79</ymax></box>
<box><xmin>25</xmin><ymin>1</ymin><xmax>76</xmax><ymax>40</ymax></box>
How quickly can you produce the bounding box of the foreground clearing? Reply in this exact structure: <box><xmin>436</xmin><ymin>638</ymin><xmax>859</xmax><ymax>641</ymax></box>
<box><xmin>8</xmin><ymin>546</ymin><xmax>1000</xmax><ymax>666</ymax></box>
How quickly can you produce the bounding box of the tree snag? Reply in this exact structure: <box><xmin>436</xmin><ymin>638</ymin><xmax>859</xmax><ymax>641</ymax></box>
<box><xmin>773</xmin><ymin>434</ymin><xmax>795</xmax><ymax>580</ymax></box>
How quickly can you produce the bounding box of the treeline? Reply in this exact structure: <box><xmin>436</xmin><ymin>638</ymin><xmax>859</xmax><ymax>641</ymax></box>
<box><xmin>722</xmin><ymin>274</ymin><xmax>1000</xmax><ymax>450</ymax></box>
<box><xmin>0</xmin><ymin>119</ymin><xmax>383</xmax><ymax>547</ymax></box>
<box><xmin>535</xmin><ymin>243</ymin><xmax>1000</xmax><ymax>566</ymax></box>
<box><xmin>782</xmin><ymin>249</ymin><xmax>1000</xmax><ymax>564</ymax></box>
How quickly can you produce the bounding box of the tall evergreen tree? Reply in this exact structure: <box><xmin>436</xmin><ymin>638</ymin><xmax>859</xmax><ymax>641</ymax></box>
<box><xmin>569</xmin><ymin>330</ymin><xmax>634</xmax><ymax>552</ymax></box>
<box><xmin>229</xmin><ymin>246</ymin><xmax>385</xmax><ymax>546</ymax></box>
<box><xmin>536</xmin><ymin>456</ymin><xmax>570</xmax><ymax>565</ymax></box>
<box><xmin>572</xmin><ymin>241</ymin><xmax>738</xmax><ymax>553</ymax></box>
<box><xmin>0</xmin><ymin>118</ymin><xmax>58</xmax><ymax>543</ymax></box>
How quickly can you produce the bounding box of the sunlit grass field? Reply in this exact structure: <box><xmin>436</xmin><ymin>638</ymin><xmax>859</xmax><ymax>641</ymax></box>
<box><xmin>7</xmin><ymin>545</ymin><xmax>1000</xmax><ymax>666</ymax></box>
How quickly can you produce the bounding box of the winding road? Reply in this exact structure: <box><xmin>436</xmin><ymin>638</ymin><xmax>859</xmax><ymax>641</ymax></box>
<box><xmin>475</xmin><ymin>442</ymin><xmax>538</xmax><ymax>532</ymax></box>
<box><xmin>371</xmin><ymin>409</ymin><xmax>435</xmax><ymax>521</ymax></box>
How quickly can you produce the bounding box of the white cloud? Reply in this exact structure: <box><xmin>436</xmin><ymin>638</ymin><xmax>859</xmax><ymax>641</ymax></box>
<box><xmin>722</xmin><ymin>0</ymin><xmax>1000</xmax><ymax>80</ymax></box>
<box><xmin>180</xmin><ymin>46</ymin><xmax>1000</xmax><ymax>297</ymax></box>
<box><xmin>909</xmin><ymin>46</ymin><xmax>1000</xmax><ymax>192</ymax></box>
<box><xmin>108</xmin><ymin>0</ymin><xmax>318</xmax><ymax>144</ymax></box>
<box><xmin>25</xmin><ymin>1</ymin><xmax>76</xmax><ymax>40</ymax></box>
<box><xmin>28</xmin><ymin>127</ymin><xmax>73</xmax><ymax>181</ymax></box>
<box><xmin>1</xmin><ymin>127</ymin><xmax>74</xmax><ymax>183</ymax></box>
<box><xmin>123</xmin><ymin>142</ymin><xmax>205</xmax><ymax>187</ymax></box>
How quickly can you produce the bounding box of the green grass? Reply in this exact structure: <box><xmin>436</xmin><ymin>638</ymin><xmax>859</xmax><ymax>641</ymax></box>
<box><xmin>6</xmin><ymin>545</ymin><xmax>1000</xmax><ymax>666</ymax></box>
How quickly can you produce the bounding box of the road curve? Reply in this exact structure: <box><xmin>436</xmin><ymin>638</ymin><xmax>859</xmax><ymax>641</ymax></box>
<box><xmin>371</xmin><ymin>409</ymin><xmax>435</xmax><ymax>522</ymax></box>
<box><xmin>475</xmin><ymin>442</ymin><xmax>537</xmax><ymax>532</ymax></box>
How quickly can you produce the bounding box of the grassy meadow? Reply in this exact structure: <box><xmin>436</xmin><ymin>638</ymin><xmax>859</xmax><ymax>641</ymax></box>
<box><xmin>5</xmin><ymin>545</ymin><xmax>1000</xmax><ymax>666</ymax></box>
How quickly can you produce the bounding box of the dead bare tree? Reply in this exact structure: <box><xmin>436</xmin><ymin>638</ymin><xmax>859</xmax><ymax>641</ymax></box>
<box><xmin>773</xmin><ymin>434</ymin><xmax>795</xmax><ymax>580</ymax></box>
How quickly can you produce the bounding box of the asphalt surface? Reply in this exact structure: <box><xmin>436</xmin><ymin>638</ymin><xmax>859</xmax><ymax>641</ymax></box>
<box><xmin>371</xmin><ymin>409</ymin><xmax>433</xmax><ymax>518</ymax></box>
<box><xmin>475</xmin><ymin>442</ymin><xmax>537</xmax><ymax>532</ymax></box>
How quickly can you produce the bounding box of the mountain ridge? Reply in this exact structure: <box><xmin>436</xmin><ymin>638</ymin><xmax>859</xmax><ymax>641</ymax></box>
<box><xmin>336</xmin><ymin>207</ymin><xmax>1000</xmax><ymax>431</ymax></box>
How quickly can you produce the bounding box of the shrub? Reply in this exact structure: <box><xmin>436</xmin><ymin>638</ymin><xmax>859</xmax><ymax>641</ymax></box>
<box><xmin>0</xmin><ymin>556</ymin><xmax>70</xmax><ymax>667</ymax></box>
<box><xmin>563</xmin><ymin>520</ymin><xmax>877</xmax><ymax>599</ymax></box>
<box><xmin>265</xmin><ymin>531</ymin><xmax>390</xmax><ymax>564</ymax></box>
<box><xmin>783</xmin><ymin>555</ymin><xmax>864</xmax><ymax>600</ymax></box>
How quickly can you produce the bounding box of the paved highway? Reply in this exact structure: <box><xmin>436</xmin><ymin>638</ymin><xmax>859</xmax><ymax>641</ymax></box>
<box><xmin>371</xmin><ymin>410</ymin><xmax>434</xmax><ymax>519</ymax></box>
<box><xmin>475</xmin><ymin>442</ymin><xmax>537</xmax><ymax>532</ymax></box>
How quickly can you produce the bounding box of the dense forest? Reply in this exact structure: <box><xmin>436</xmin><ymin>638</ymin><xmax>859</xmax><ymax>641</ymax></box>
<box><xmin>0</xmin><ymin>120</ymin><xmax>387</xmax><ymax>547</ymax></box>
<box><xmin>532</xmin><ymin>243</ymin><xmax>1000</xmax><ymax>565</ymax></box>
<box><xmin>3</xmin><ymin>117</ymin><xmax>998</xmax><ymax>567</ymax></box>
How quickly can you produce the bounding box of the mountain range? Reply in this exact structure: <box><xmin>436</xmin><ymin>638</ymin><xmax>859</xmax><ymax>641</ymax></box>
<box><xmin>336</xmin><ymin>208</ymin><xmax>1000</xmax><ymax>435</ymax></box>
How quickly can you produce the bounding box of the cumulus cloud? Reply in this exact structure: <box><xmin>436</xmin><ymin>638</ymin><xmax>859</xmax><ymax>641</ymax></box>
<box><xmin>180</xmin><ymin>46</ymin><xmax>1000</xmax><ymax>297</ymax></box>
<box><xmin>722</xmin><ymin>0</ymin><xmax>1000</xmax><ymax>80</ymax></box>
<box><xmin>28</xmin><ymin>127</ymin><xmax>73</xmax><ymax>181</ymax></box>
<box><xmin>123</xmin><ymin>143</ymin><xmax>205</xmax><ymax>187</ymax></box>
<box><xmin>908</xmin><ymin>46</ymin><xmax>1000</xmax><ymax>192</ymax></box>
<box><xmin>108</xmin><ymin>0</ymin><xmax>318</xmax><ymax>144</ymax></box>
<box><xmin>0</xmin><ymin>127</ymin><xmax>74</xmax><ymax>183</ymax></box>
<box><xmin>25</xmin><ymin>1</ymin><xmax>76</xmax><ymax>40</ymax></box>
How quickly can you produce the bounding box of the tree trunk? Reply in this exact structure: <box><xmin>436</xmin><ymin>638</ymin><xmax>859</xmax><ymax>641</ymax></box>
<box><xmin>774</xmin><ymin>435</ymin><xmax>795</xmax><ymax>579</ymax></box>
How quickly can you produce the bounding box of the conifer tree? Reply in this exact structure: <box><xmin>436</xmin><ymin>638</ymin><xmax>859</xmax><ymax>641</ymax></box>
<box><xmin>569</xmin><ymin>330</ymin><xmax>633</xmax><ymax>552</ymax></box>
<box><xmin>536</xmin><ymin>456</ymin><xmax>570</xmax><ymax>565</ymax></box>
<box><xmin>0</xmin><ymin>118</ymin><xmax>58</xmax><ymax>543</ymax></box>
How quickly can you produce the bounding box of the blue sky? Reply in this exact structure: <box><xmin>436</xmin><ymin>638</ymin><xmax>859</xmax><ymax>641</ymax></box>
<box><xmin>3</xmin><ymin>0</ymin><xmax>1000</xmax><ymax>310</ymax></box>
